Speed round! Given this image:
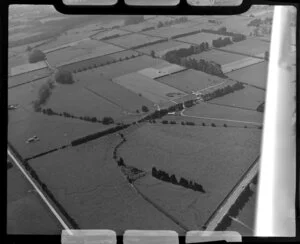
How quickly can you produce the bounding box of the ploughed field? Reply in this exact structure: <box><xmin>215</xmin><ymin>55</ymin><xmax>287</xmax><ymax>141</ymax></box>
<box><xmin>7</xmin><ymin>166</ymin><xmax>61</xmax><ymax>234</ymax></box>
<box><xmin>28</xmin><ymin>136</ymin><xmax>184</xmax><ymax>233</ymax></box>
<box><xmin>118</xmin><ymin>125</ymin><xmax>261</xmax><ymax>228</ymax></box>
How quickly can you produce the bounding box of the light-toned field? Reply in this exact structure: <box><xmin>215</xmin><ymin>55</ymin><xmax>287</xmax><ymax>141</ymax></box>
<box><xmin>222</xmin><ymin>57</ymin><xmax>264</xmax><ymax>74</ymax></box>
<box><xmin>10</xmin><ymin>61</ymin><xmax>48</xmax><ymax>76</ymax></box>
<box><xmin>29</xmin><ymin>136</ymin><xmax>184</xmax><ymax>232</ymax></box>
<box><xmin>210</xmin><ymin>85</ymin><xmax>265</xmax><ymax>111</ymax></box>
<box><xmin>137</xmin><ymin>63</ymin><xmax>187</xmax><ymax>79</ymax></box>
<box><xmin>184</xmin><ymin>102</ymin><xmax>263</xmax><ymax>123</ymax></box>
<box><xmin>90</xmin><ymin>55</ymin><xmax>169</xmax><ymax>79</ymax></box>
<box><xmin>113</xmin><ymin>72</ymin><xmax>187</xmax><ymax>105</ymax></box>
<box><xmin>227</xmin><ymin>61</ymin><xmax>268</xmax><ymax>88</ymax></box>
<box><xmin>136</xmin><ymin>40</ymin><xmax>192</xmax><ymax>57</ymax></box>
<box><xmin>118</xmin><ymin>124</ymin><xmax>261</xmax><ymax>227</ymax></box>
<box><xmin>46</xmin><ymin>41</ymin><xmax>123</xmax><ymax>67</ymax></box>
<box><xmin>91</xmin><ymin>29</ymin><xmax>130</xmax><ymax>40</ymax></box>
<box><xmin>176</xmin><ymin>32</ymin><xmax>228</xmax><ymax>46</ymax></box>
<box><xmin>121</xmin><ymin>21</ymin><xmax>157</xmax><ymax>32</ymax></box>
<box><xmin>107</xmin><ymin>33</ymin><xmax>163</xmax><ymax>49</ymax></box>
<box><xmin>219</xmin><ymin>39</ymin><xmax>270</xmax><ymax>58</ymax></box>
<box><xmin>156</xmin><ymin>69</ymin><xmax>226</xmax><ymax>93</ymax></box>
<box><xmin>7</xmin><ymin>167</ymin><xmax>61</xmax><ymax>234</ymax></box>
<box><xmin>8</xmin><ymin>68</ymin><xmax>52</xmax><ymax>88</ymax></box>
<box><xmin>9</xmin><ymin>31</ymin><xmax>42</xmax><ymax>42</ymax></box>
<box><xmin>74</xmin><ymin>71</ymin><xmax>155</xmax><ymax>112</ymax></box>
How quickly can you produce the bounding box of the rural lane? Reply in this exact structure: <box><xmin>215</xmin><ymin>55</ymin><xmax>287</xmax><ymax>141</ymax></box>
<box><xmin>7</xmin><ymin>147</ymin><xmax>74</xmax><ymax>235</ymax></box>
<box><xmin>204</xmin><ymin>157</ymin><xmax>260</xmax><ymax>231</ymax></box>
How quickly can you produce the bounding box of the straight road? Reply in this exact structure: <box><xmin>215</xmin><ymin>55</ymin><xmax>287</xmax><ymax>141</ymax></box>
<box><xmin>7</xmin><ymin>147</ymin><xmax>74</xmax><ymax>235</ymax></box>
<box><xmin>204</xmin><ymin>158</ymin><xmax>260</xmax><ymax>231</ymax></box>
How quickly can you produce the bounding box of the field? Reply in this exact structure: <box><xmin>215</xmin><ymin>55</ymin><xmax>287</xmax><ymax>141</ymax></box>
<box><xmin>183</xmin><ymin>102</ymin><xmax>263</xmax><ymax>124</ymax></box>
<box><xmin>113</xmin><ymin>72</ymin><xmax>187</xmax><ymax>105</ymax></box>
<box><xmin>46</xmin><ymin>41</ymin><xmax>123</xmax><ymax>67</ymax></box>
<box><xmin>57</xmin><ymin>50</ymin><xmax>139</xmax><ymax>73</ymax></box>
<box><xmin>217</xmin><ymin>15</ymin><xmax>255</xmax><ymax>36</ymax></box>
<box><xmin>187</xmin><ymin>49</ymin><xmax>264</xmax><ymax>73</ymax></box>
<box><xmin>136</xmin><ymin>40</ymin><xmax>192</xmax><ymax>57</ymax></box>
<box><xmin>227</xmin><ymin>61</ymin><xmax>268</xmax><ymax>89</ymax></box>
<box><xmin>74</xmin><ymin>71</ymin><xmax>155</xmax><ymax>112</ymax></box>
<box><xmin>45</xmin><ymin>85</ymin><xmax>124</xmax><ymax>119</ymax></box>
<box><xmin>137</xmin><ymin>63</ymin><xmax>187</xmax><ymax>79</ymax></box>
<box><xmin>121</xmin><ymin>21</ymin><xmax>157</xmax><ymax>32</ymax></box>
<box><xmin>91</xmin><ymin>29</ymin><xmax>130</xmax><ymax>40</ymax></box>
<box><xmin>210</xmin><ymin>85</ymin><xmax>265</xmax><ymax>111</ymax></box>
<box><xmin>89</xmin><ymin>55</ymin><xmax>169</xmax><ymax>79</ymax></box>
<box><xmin>176</xmin><ymin>32</ymin><xmax>228</xmax><ymax>46</ymax></box>
<box><xmin>9</xmin><ymin>31</ymin><xmax>42</xmax><ymax>42</ymax></box>
<box><xmin>28</xmin><ymin>136</ymin><xmax>184</xmax><ymax>233</ymax></box>
<box><xmin>142</xmin><ymin>23</ymin><xmax>208</xmax><ymax>39</ymax></box>
<box><xmin>118</xmin><ymin>124</ymin><xmax>261</xmax><ymax>227</ymax></box>
<box><xmin>156</xmin><ymin>69</ymin><xmax>226</xmax><ymax>93</ymax></box>
<box><xmin>107</xmin><ymin>33</ymin><xmax>163</xmax><ymax>49</ymax></box>
<box><xmin>218</xmin><ymin>39</ymin><xmax>270</xmax><ymax>58</ymax></box>
<box><xmin>225</xmin><ymin>191</ymin><xmax>257</xmax><ymax>236</ymax></box>
<box><xmin>8</xmin><ymin>68</ymin><xmax>52</xmax><ymax>88</ymax></box>
<box><xmin>10</xmin><ymin>61</ymin><xmax>48</xmax><ymax>76</ymax></box>
<box><xmin>7</xmin><ymin>166</ymin><xmax>61</xmax><ymax>234</ymax></box>
<box><xmin>8</xmin><ymin>110</ymin><xmax>114</xmax><ymax>159</ymax></box>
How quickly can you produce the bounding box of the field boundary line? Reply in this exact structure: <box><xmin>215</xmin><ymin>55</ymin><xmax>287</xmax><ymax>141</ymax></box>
<box><xmin>213</xmin><ymin>47</ymin><xmax>266</xmax><ymax>60</ymax></box>
<box><xmin>205</xmin><ymin>101</ymin><xmax>260</xmax><ymax>113</ymax></box>
<box><xmin>8</xmin><ymin>74</ymin><xmax>52</xmax><ymax>90</ymax></box>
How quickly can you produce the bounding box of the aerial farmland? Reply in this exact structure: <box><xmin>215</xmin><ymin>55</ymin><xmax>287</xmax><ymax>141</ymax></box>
<box><xmin>7</xmin><ymin>4</ymin><xmax>295</xmax><ymax>237</ymax></box>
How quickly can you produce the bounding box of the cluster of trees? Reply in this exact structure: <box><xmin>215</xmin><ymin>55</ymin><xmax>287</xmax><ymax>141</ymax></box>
<box><xmin>141</xmin><ymin>105</ymin><xmax>149</xmax><ymax>113</ymax></box>
<box><xmin>152</xmin><ymin>167</ymin><xmax>206</xmax><ymax>193</ymax></box>
<box><xmin>28</xmin><ymin>49</ymin><xmax>46</xmax><ymax>63</ymax></box>
<box><xmin>202</xmin><ymin>82</ymin><xmax>245</xmax><ymax>101</ymax></box>
<box><xmin>181</xmin><ymin>58</ymin><xmax>226</xmax><ymax>78</ymax></box>
<box><xmin>212</xmin><ymin>37</ymin><xmax>233</xmax><ymax>48</ymax></box>
<box><xmin>248</xmin><ymin>17</ymin><xmax>273</xmax><ymax>27</ymax></box>
<box><xmin>202</xmin><ymin>27</ymin><xmax>246</xmax><ymax>42</ymax></box>
<box><xmin>55</xmin><ymin>70</ymin><xmax>74</xmax><ymax>84</ymax></box>
<box><xmin>157</xmin><ymin>16</ymin><xmax>188</xmax><ymax>28</ymax></box>
<box><xmin>124</xmin><ymin>16</ymin><xmax>144</xmax><ymax>26</ymax></box>
<box><xmin>164</xmin><ymin>43</ymin><xmax>210</xmax><ymax>64</ymax></box>
<box><xmin>256</xmin><ymin>102</ymin><xmax>264</xmax><ymax>113</ymax></box>
<box><xmin>41</xmin><ymin>108</ymin><xmax>115</xmax><ymax>125</ymax></box>
<box><xmin>71</xmin><ymin>124</ymin><xmax>130</xmax><ymax>146</ymax></box>
<box><xmin>264</xmin><ymin>51</ymin><xmax>269</xmax><ymax>61</ymax></box>
<box><xmin>32</xmin><ymin>79</ymin><xmax>55</xmax><ymax>112</ymax></box>
<box><xmin>7</xmin><ymin>161</ymin><xmax>13</xmax><ymax>170</ymax></box>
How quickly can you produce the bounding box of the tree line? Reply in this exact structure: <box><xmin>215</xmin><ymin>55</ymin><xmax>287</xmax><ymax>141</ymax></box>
<box><xmin>157</xmin><ymin>16</ymin><xmax>189</xmax><ymax>28</ymax></box>
<box><xmin>152</xmin><ymin>167</ymin><xmax>206</xmax><ymax>193</ymax></box>
<box><xmin>201</xmin><ymin>82</ymin><xmax>245</xmax><ymax>101</ymax></box>
<box><xmin>41</xmin><ymin>108</ymin><xmax>115</xmax><ymax>125</ymax></box>
<box><xmin>33</xmin><ymin>79</ymin><xmax>55</xmax><ymax>112</ymax></box>
<box><xmin>124</xmin><ymin>16</ymin><xmax>144</xmax><ymax>26</ymax></box>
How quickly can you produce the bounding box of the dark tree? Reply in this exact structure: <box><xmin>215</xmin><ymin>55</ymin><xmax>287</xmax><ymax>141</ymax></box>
<box><xmin>142</xmin><ymin>105</ymin><xmax>149</xmax><ymax>113</ymax></box>
<box><xmin>28</xmin><ymin>49</ymin><xmax>46</xmax><ymax>63</ymax></box>
<box><xmin>102</xmin><ymin>117</ymin><xmax>114</xmax><ymax>125</ymax></box>
<box><xmin>55</xmin><ymin>70</ymin><xmax>74</xmax><ymax>84</ymax></box>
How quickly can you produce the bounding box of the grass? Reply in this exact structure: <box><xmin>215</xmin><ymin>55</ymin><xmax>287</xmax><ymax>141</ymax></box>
<box><xmin>7</xmin><ymin>167</ymin><xmax>61</xmax><ymax>234</ymax></box>
<box><xmin>156</xmin><ymin>69</ymin><xmax>225</xmax><ymax>93</ymax></box>
<box><xmin>28</xmin><ymin>136</ymin><xmax>184</xmax><ymax>232</ymax></box>
<box><xmin>118</xmin><ymin>124</ymin><xmax>261</xmax><ymax>228</ymax></box>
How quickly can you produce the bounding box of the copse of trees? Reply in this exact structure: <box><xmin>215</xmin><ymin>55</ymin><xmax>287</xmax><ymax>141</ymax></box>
<box><xmin>264</xmin><ymin>51</ymin><xmax>269</xmax><ymax>61</ymax></box>
<box><xmin>248</xmin><ymin>18</ymin><xmax>263</xmax><ymax>27</ymax></box>
<box><xmin>142</xmin><ymin>105</ymin><xmax>149</xmax><ymax>113</ymax></box>
<box><xmin>55</xmin><ymin>69</ymin><xmax>74</xmax><ymax>84</ymax></box>
<box><xmin>28</xmin><ymin>49</ymin><xmax>46</xmax><ymax>63</ymax></box>
<box><xmin>212</xmin><ymin>37</ymin><xmax>233</xmax><ymax>48</ymax></box>
<box><xmin>256</xmin><ymin>102</ymin><xmax>264</xmax><ymax>113</ymax></box>
<box><xmin>152</xmin><ymin>167</ymin><xmax>205</xmax><ymax>193</ymax></box>
<box><xmin>157</xmin><ymin>16</ymin><xmax>188</xmax><ymax>28</ymax></box>
<box><xmin>202</xmin><ymin>27</ymin><xmax>246</xmax><ymax>43</ymax></box>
